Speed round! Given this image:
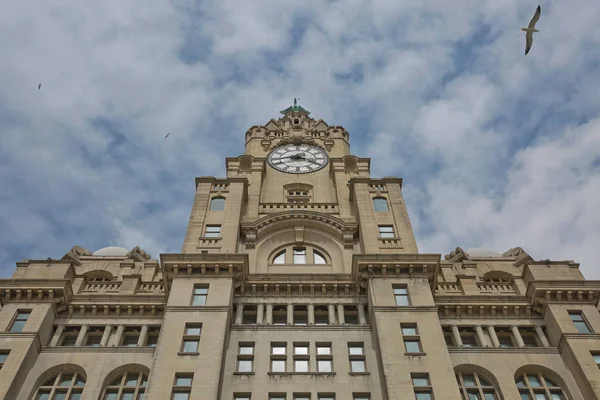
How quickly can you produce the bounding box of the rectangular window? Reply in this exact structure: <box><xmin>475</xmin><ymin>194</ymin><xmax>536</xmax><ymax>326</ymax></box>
<box><xmin>146</xmin><ymin>326</ymin><xmax>160</xmax><ymax>347</ymax></box>
<box><xmin>293</xmin><ymin>248</ymin><xmax>307</xmax><ymax>264</ymax></box>
<box><xmin>271</xmin><ymin>343</ymin><xmax>287</xmax><ymax>373</ymax></box>
<box><xmin>237</xmin><ymin>343</ymin><xmax>254</xmax><ymax>373</ymax></box>
<box><xmin>242</xmin><ymin>305</ymin><xmax>257</xmax><ymax>325</ymax></box>
<box><xmin>520</xmin><ymin>327</ymin><xmax>540</xmax><ymax>347</ymax></box>
<box><xmin>569</xmin><ymin>311</ymin><xmax>592</xmax><ymax>333</ymax></box>
<box><xmin>273</xmin><ymin>305</ymin><xmax>287</xmax><ymax>325</ymax></box>
<box><xmin>121</xmin><ymin>328</ymin><xmax>140</xmax><ymax>347</ymax></box>
<box><xmin>442</xmin><ymin>326</ymin><xmax>454</xmax><ymax>347</ymax></box>
<box><xmin>204</xmin><ymin>225</ymin><xmax>221</xmax><ymax>238</ymax></box>
<box><xmin>172</xmin><ymin>373</ymin><xmax>193</xmax><ymax>400</ymax></box>
<box><xmin>344</xmin><ymin>305</ymin><xmax>359</xmax><ymax>325</ymax></box>
<box><xmin>353</xmin><ymin>395</ymin><xmax>370</xmax><ymax>400</ymax></box>
<box><xmin>0</xmin><ymin>351</ymin><xmax>9</xmax><ymax>369</ymax></box>
<box><xmin>60</xmin><ymin>330</ymin><xmax>79</xmax><ymax>346</ymax></box>
<box><xmin>592</xmin><ymin>352</ymin><xmax>600</xmax><ymax>367</ymax></box>
<box><xmin>314</xmin><ymin>306</ymin><xmax>329</xmax><ymax>325</ymax></box>
<box><xmin>8</xmin><ymin>310</ymin><xmax>31</xmax><ymax>332</ymax></box>
<box><xmin>294</xmin><ymin>306</ymin><xmax>308</xmax><ymax>326</ymax></box>
<box><xmin>393</xmin><ymin>285</ymin><xmax>410</xmax><ymax>306</ymax></box>
<box><xmin>348</xmin><ymin>343</ymin><xmax>367</xmax><ymax>373</ymax></box>
<box><xmin>234</xmin><ymin>395</ymin><xmax>251</xmax><ymax>400</ymax></box>
<box><xmin>495</xmin><ymin>327</ymin><xmax>515</xmax><ymax>348</ymax></box>
<box><xmin>317</xmin><ymin>395</ymin><xmax>335</xmax><ymax>400</ymax></box>
<box><xmin>180</xmin><ymin>324</ymin><xmax>201</xmax><ymax>354</ymax></box>
<box><xmin>269</xmin><ymin>395</ymin><xmax>286</xmax><ymax>400</ymax></box>
<box><xmin>402</xmin><ymin>324</ymin><xmax>423</xmax><ymax>354</ymax></box>
<box><xmin>459</xmin><ymin>327</ymin><xmax>479</xmax><ymax>347</ymax></box>
<box><xmin>294</xmin><ymin>395</ymin><xmax>311</xmax><ymax>400</ymax></box>
<box><xmin>316</xmin><ymin>343</ymin><xmax>333</xmax><ymax>373</ymax></box>
<box><xmin>192</xmin><ymin>285</ymin><xmax>208</xmax><ymax>306</ymax></box>
<box><xmin>294</xmin><ymin>343</ymin><xmax>310</xmax><ymax>372</ymax></box>
<box><xmin>85</xmin><ymin>329</ymin><xmax>103</xmax><ymax>347</ymax></box>
<box><xmin>378</xmin><ymin>225</ymin><xmax>395</xmax><ymax>238</ymax></box>
<box><xmin>412</xmin><ymin>373</ymin><xmax>433</xmax><ymax>400</ymax></box>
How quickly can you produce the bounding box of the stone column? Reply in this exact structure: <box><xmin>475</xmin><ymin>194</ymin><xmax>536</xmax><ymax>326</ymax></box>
<box><xmin>235</xmin><ymin>304</ymin><xmax>244</xmax><ymax>325</ymax></box>
<box><xmin>100</xmin><ymin>325</ymin><xmax>113</xmax><ymax>347</ymax></box>
<box><xmin>287</xmin><ymin>304</ymin><xmax>294</xmax><ymax>325</ymax></box>
<box><xmin>487</xmin><ymin>325</ymin><xmax>500</xmax><ymax>348</ymax></box>
<box><xmin>475</xmin><ymin>325</ymin><xmax>487</xmax><ymax>347</ymax></box>
<box><xmin>307</xmin><ymin>304</ymin><xmax>315</xmax><ymax>325</ymax></box>
<box><xmin>358</xmin><ymin>304</ymin><xmax>367</xmax><ymax>325</ymax></box>
<box><xmin>50</xmin><ymin>325</ymin><xmax>65</xmax><ymax>347</ymax></box>
<box><xmin>137</xmin><ymin>325</ymin><xmax>149</xmax><ymax>347</ymax></box>
<box><xmin>256</xmin><ymin>304</ymin><xmax>264</xmax><ymax>325</ymax></box>
<box><xmin>535</xmin><ymin>326</ymin><xmax>551</xmax><ymax>347</ymax></box>
<box><xmin>265</xmin><ymin>304</ymin><xmax>273</xmax><ymax>325</ymax></box>
<box><xmin>328</xmin><ymin>304</ymin><xmax>336</xmax><ymax>325</ymax></box>
<box><xmin>113</xmin><ymin>325</ymin><xmax>125</xmax><ymax>346</ymax></box>
<box><xmin>337</xmin><ymin>304</ymin><xmax>346</xmax><ymax>325</ymax></box>
<box><xmin>451</xmin><ymin>325</ymin><xmax>463</xmax><ymax>347</ymax></box>
<box><xmin>511</xmin><ymin>326</ymin><xmax>525</xmax><ymax>347</ymax></box>
<box><xmin>75</xmin><ymin>325</ymin><xmax>88</xmax><ymax>347</ymax></box>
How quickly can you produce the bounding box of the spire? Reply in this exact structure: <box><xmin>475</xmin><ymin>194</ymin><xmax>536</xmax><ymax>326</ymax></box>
<box><xmin>280</xmin><ymin>98</ymin><xmax>311</xmax><ymax>115</ymax></box>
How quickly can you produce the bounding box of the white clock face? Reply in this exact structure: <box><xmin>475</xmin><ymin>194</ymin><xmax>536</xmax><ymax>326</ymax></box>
<box><xmin>267</xmin><ymin>144</ymin><xmax>329</xmax><ymax>174</ymax></box>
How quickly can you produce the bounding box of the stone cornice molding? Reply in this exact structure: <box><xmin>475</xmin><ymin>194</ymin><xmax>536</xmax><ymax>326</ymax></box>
<box><xmin>60</xmin><ymin>303</ymin><xmax>164</xmax><ymax>318</ymax></box>
<box><xmin>41</xmin><ymin>346</ymin><xmax>156</xmax><ymax>354</ymax></box>
<box><xmin>437</xmin><ymin>302</ymin><xmax>537</xmax><ymax>319</ymax></box>
<box><xmin>371</xmin><ymin>306</ymin><xmax>438</xmax><ymax>312</ymax></box>
<box><xmin>525</xmin><ymin>280</ymin><xmax>600</xmax><ymax>313</ymax></box>
<box><xmin>558</xmin><ymin>333</ymin><xmax>600</xmax><ymax>352</ymax></box>
<box><xmin>160</xmin><ymin>254</ymin><xmax>248</xmax><ymax>288</ymax></box>
<box><xmin>240</xmin><ymin>211</ymin><xmax>358</xmax><ymax>249</ymax></box>
<box><xmin>352</xmin><ymin>254</ymin><xmax>440</xmax><ymax>289</ymax></box>
<box><xmin>231</xmin><ymin>325</ymin><xmax>371</xmax><ymax>332</ymax></box>
<box><xmin>164</xmin><ymin>306</ymin><xmax>230</xmax><ymax>312</ymax></box>
<box><xmin>448</xmin><ymin>347</ymin><xmax>559</xmax><ymax>354</ymax></box>
<box><xmin>0</xmin><ymin>332</ymin><xmax>42</xmax><ymax>351</ymax></box>
<box><xmin>234</xmin><ymin>281</ymin><xmax>365</xmax><ymax>297</ymax></box>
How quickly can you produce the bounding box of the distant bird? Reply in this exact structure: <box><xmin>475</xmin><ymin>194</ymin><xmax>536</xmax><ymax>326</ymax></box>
<box><xmin>165</xmin><ymin>133</ymin><xmax>170</xmax><ymax>139</ymax></box>
<box><xmin>38</xmin><ymin>83</ymin><xmax>42</xmax><ymax>90</ymax></box>
<box><xmin>522</xmin><ymin>5</ymin><xmax>541</xmax><ymax>55</ymax></box>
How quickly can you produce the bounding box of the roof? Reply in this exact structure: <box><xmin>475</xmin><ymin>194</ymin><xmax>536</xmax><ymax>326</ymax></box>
<box><xmin>280</xmin><ymin>98</ymin><xmax>311</xmax><ymax>115</ymax></box>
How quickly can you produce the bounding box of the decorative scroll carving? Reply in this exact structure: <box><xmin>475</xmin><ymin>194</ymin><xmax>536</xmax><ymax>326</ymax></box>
<box><xmin>444</xmin><ymin>247</ymin><xmax>467</xmax><ymax>261</ymax></box>
<box><xmin>271</xmin><ymin>137</ymin><xmax>326</xmax><ymax>151</ymax></box>
<box><xmin>61</xmin><ymin>245</ymin><xmax>92</xmax><ymax>265</ymax></box>
<box><xmin>127</xmin><ymin>246</ymin><xmax>151</xmax><ymax>262</ymax></box>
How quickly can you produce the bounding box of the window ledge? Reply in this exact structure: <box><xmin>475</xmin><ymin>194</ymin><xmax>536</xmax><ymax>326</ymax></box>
<box><xmin>268</xmin><ymin>372</ymin><xmax>336</xmax><ymax>376</ymax></box>
<box><xmin>177</xmin><ymin>352</ymin><xmax>199</xmax><ymax>356</ymax></box>
<box><xmin>234</xmin><ymin>372</ymin><xmax>255</xmax><ymax>376</ymax></box>
<box><xmin>349</xmin><ymin>372</ymin><xmax>370</xmax><ymax>376</ymax></box>
<box><xmin>405</xmin><ymin>352</ymin><xmax>427</xmax><ymax>357</ymax></box>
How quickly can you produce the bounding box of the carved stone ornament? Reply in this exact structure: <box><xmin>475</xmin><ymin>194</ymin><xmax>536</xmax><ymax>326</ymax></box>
<box><xmin>127</xmin><ymin>246</ymin><xmax>152</xmax><ymax>261</ymax></box>
<box><xmin>343</xmin><ymin>229</ymin><xmax>355</xmax><ymax>249</ymax></box>
<box><xmin>271</xmin><ymin>137</ymin><xmax>326</xmax><ymax>152</ymax></box>
<box><xmin>61</xmin><ymin>245</ymin><xmax>92</xmax><ymax>265</ymax></box>
<box><xmin>244</xmin><ymin>228</ymin><xmax>257</xmax><ymax>249</ymax></box>
<box><xmin>444</xmin><ymin>247</ymin><xmax>466</xmax><ymax>261</ymax></box>
<box><xmin>503</xmin><ymin>247</ymin><xmax>527</xmax><ymax>257</ymax></box>
<box><xmin>324</xmin><ymin>139</ymin><xmax>334</xmax><ymax>151</ymax></box>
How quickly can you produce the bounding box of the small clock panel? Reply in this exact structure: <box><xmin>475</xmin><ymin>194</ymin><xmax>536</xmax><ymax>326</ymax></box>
<box><xmin>267</xmin><ymin>144</ymin><xmax>329</xmax><ymax>174</ymax></box>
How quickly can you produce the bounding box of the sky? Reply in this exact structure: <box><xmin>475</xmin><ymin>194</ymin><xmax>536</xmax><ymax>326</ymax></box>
<box><xmin>1</xmin><ymin>0</ymin><xmax>599</xmax><ymax>278</ymax></box>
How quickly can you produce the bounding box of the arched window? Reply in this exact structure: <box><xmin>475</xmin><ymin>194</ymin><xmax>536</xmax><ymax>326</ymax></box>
<box><xmin>515</xmin><ymin>372</ymin><xmax>565</xmax><ymax>399</ymax></box>
<box><xmin>293</xmin><ymin>247</ymin><xmax>306</xmax><ymax>264</ymax></box>
<box><xmin>34</xmin><ymin>371</ymin><xmax>85</xmax><ymax>400</ymax></box>
<box><xmin>210</xmin><ymin>197</ymin><xmax>226</xmax><ymax>211</ymax></box>
<box><xmin>102</xmin><ymin>371</ymin><xmax>148</xmax><ymax>400</ymax></box>
<box><xmin>273</xmin><ymin>250</ymin><xmax>286</xmax><ymax>264</ymax></box>
<box><xmin>372</xmin><ymin>197</ymin><xmax>389</xmax><ymax>212</ymax></box>
<box><xmin>314</xmin><ymin>250</ymin><xmax>327</xmax><ymax>264</ymax></box>
<box><xmin>456</xmin><ymin>371</ymin><xmax>499</xmax><ymax>399</ymax></box>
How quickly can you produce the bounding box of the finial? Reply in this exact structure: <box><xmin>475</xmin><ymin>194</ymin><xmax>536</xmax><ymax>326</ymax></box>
<box><xmin>294</xmin><ymin>98</ymin><xmax>297</xmax><ymax>106</ymax></box>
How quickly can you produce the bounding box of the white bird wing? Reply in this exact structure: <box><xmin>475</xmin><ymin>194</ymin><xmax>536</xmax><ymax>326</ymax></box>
<box><xmin>525</xmin><ymin>32</ymin><xmax>534</xmax><ymax>55</ymax></box>
<box><xmin>528</xmin><ymin>5</ymin><xmax>541</xmax><ymax>28</ymax></box>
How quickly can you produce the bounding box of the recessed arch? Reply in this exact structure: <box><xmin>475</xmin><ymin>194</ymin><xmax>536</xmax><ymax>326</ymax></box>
<box><xmin>98</xmin><ymin>364</ymin><xmax>150</xmax><ymax>400</ymax></box>
<box><xmin>454</xmin><ymin>364</ymin><xmax>504</xmax><ymax>400</ymax></box>
<box><xmin>514</xmin><ymin>365</ymin><xmax>572</xmax><ymax>399</ymax></box>
<box><xmin>268</xmin><ymin>244</ymin><xmax>331</xmax><ymax>265</ymax></box>
<box><xmin>209</xmin><ymin>196</ymin><xmax>226</xmax><ymax>211</ymax></box>
<box><xmin>482</xmin><ymin>271</ymin><xmax>514</xmax><ymax>282</ymax></box>
<box><xmin>82</xmin><ymin>270</ymin><xmax>114</xmax><ymax>281</ymax></box>
<box><xmin>29</xmin><ymin>364</ymin><xmax>87</xmax><ymax>400</ymax></box>
<box><xmin>372</xmin><ymin>196</ymin><xmax>389</xmax><ymax>212</ymax></box>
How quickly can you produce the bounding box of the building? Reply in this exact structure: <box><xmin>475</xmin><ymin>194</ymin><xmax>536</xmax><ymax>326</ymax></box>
<box><xmin>0</xmin><ymin>101</ymin><xmax>599</xmax><ymax>400</ymax></box>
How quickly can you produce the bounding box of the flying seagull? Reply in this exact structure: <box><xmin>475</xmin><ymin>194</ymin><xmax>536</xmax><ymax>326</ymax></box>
<box><xmin>38</xmin><ymin>83</ymin><xmax>41</xmax><ymax>90</ymax></box>
<box><xmin>522</xmin><ymin>5</ymin><xmax>541</xmax><ymax>55</ymax></box>
<box><xmin>165</xmin><ymin>133</ymin><xmax>170</xmax><ymax>139</ymax></box>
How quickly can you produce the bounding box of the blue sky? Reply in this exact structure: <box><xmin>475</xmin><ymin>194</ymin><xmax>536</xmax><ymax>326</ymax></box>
<box><xmin>1</xmin><ymin>0</ymin><xmax>599</xmax><ymax>278</ymax></box>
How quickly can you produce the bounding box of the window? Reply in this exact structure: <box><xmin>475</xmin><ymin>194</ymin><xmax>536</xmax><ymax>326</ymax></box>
<box><xmin>84</xmin><ymin>327</ymin><xmax>103</xmax><ymax>347</ymax></box>
<box><xmin>234</xmin><ymin>395</ymin><xmax>251</xmax><ymax>400</ymax></box>
<box><xmin>569</xmin><ymin>311</ymin><xmax>592</xmax><ymax>333</ymax></box>
<box><xmin>373</xmin><ymin>197</ymin><xmax>389</xmax><ymax>212</ymax></box>
<box><xmin>102</xmin><ymin>371</ymin><xmax>147</xmax><ymax>400</ymax></box>
<box><xmin>269</xmin><ymin>395</ymin><xmax>286</xmax><ymax>400</ymax></box>
<box><xmin>412</xmin><ymin>373</ymin><xmax>433</xmax><ymax>400</ymax></box>
<box><xmin>35</xmin><ymin>371</ymin><xmax>85</xmax><ymax>400</ymax></box>
<box><xmin>237</xmin><ymin>343</ymin><xmax>254</xmax><ymax>373</ymax></box>
<box><xmin>0</xmin><ymin>351</ymin><xmax>9</xmax><ymax>369</ymax></box>
<box><xmin>316</xmin><ymin>343</ymin><xmax>333</xmax><ymax>373</ymax></box>
<box><xmin>180</xmin><ymin>324</ymin><xmax>201</xmax><ymax>354</ymax></box>
<box><xmin>60</xmin><ymin>326</ymin><xmax>79</xmax><ymax>346</ymax></box>
<box><xmin>378</xmin><ymin>225</ymin><xmax>394</xmax><ymax>238</ymax></box>
<box><xmin>318</xmin><ymin>395</ymin><xmax>335</xmax><ymax>400</ymax></box>
<box><xmin>344</xmin><ymin>306</ymin><xmax>359</xmax><ymax>325</ymax></box>
<box><xmin>515</xmin><ymin>372</ymin><xmax>565</xmax><ymax>400</ymax></box>
<box><xmin>314</xmin><ymin>250</ymin><xmax>327</xmax><ymax>264</ymax></box>
<box><xmin>443</xmin><ymin>326</ymin><xmax>455</xmax><ymax>347</ymax></box>
<box><xmin>402</xmin><ymin>324</ymin><xmax>423</xmax><ymax>354</ymax></box>
<box><xmin>293</xmin><ymin>248</ymin><xmax>307</xmax><ymax>264</ymax></box>
<box><xmin>314</xmin><ymin>306</ymin><xmax>329</xmax><ymax>325</ymax></box>
<box><xmin>273</xmin><ymin>250</ymin><xmax>286</xmax><ymax>264</ymax></box>
<box><xmin>393</xmin><ymin>285</ymin><xmax>410</xmax><ymax>306</ymax></box>
<box><xmin>294</xmin><ymin>343</ymin><xmax>310</xmax><ymax>372</ymax></box>
<box><xmin>495</xmin><ymin>327</ymin><xmax>515</xmax><ymax>348</ymax></box>
<box><xmin>209</xmin><ymin>197</ymin><xmax>225</xmax><ymax>211</ymax></box>
<box><xmin>294</xmin><ymin>306</ymin><xmax>308</xmax><ymax>325</ymax></box>
<box><xmin>348</xmin><ymin>343</ymin><xmax>367</xmax><ymax>373</ymax></box>
<box><xmin>271</xmin><ymin>343</ymin><xmax>287</xmax><ymax>372</ymax></box>
<box><xmin>520</xmin><ymin>327</ymin><xmax>540</xmax><ymax>347</ymax></box>
<box><xmin>592</xmin><ymin>352</ymin><xmax>600</xmax><ymax>367</ymax></box>
<box><xmin>9</xmin><ymin>310</ymin><xmax>30</xmax><ymax>332</ymax></box>
<box><xmin>273</xmin><ymin>305</ymin><xmax>287</xmax><ymax>325</ymax></box>
<box><xmin>121</xmin><ymin>327</ymin><xmax>140</xmax><ymax>347</ymax></box>
<box><xmin>172</xmin><ymin>373</ymin><xmax>193</xmax><ymax>400</ymax></box>
<box><xmin>242</xmin><ymin>305</ymin><xmax>257</xmax><ymax>325</ymax></box>
<box><xmin>457</xmin><ymin>371</ymin><xmax>498</xmax><ymax>400</ymax></box>
<box><xmin>459</xmin><ymin>327</ymin><xmax>479</xmax><ymax>348</ymax></box>
<box><xmin>294</xmin><ymin>394</ymin><xmax>311</xmax><ymax>400</ymax></box>
<box><xmin>146</xmin><ymin>326</ymin><xmax>160</xmax><ymax>347</ymax></box>
<box><xmin>353</xmin><ymin>396</ymin><xmax>370</xmax><ymax>400</ymax></box>
<box><xmin>204</xmin><ymin>225</ymin><xmax>221</xmax><ymax>238</ymax></box>
<box><xmin>192</xmin><ymin>285</ymin><xmax>208</xmax><ymax>305</ymax></box>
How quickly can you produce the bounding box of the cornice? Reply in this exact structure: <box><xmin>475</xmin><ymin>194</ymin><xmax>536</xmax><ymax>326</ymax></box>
<box><xmin>448</xmin><ymin>347</ymin><xmax>559</xmax><ymax>354</ymax></box>
<box><xmin>437</xmin><ymin>303</ymin><xmax>538</xmax><ymax>319</ymax></box>
<box><xmin>371</xmin><ymin>306</ymin><xmax>438</xmax><ymax>312</ymax></box>
<box><xmin>41</xmin><ymin>346</ymin><xmax>156</xmax><ymax>354</ymax></box>
<box><xmin>231</xmin><ymin>325</ymin><xmax>371</xmax><ymax>331</ymax></box>
<box><xmin>0</xmin><ymin>332</ymin><xmax>42</xmax><ymax>351</ymax></box>
<box><xmin>235</xmin><ymin>281</ymin><xmax>366</xmax><ymax>297</ymax></box>
<box><xmin>525</xmin><ymin>280</ymin><xmax>600</xmax><ymax>314</ymax></box>
<box><xmin>160</xmin><ymin>254</ymin><xmax>248</xmax><ymax>287</ymax></box>
<box><xmin>164</xmin><ymin>306</ymin><xmax>230</xmax><ymax>312</ymax></box>
<box><xmin>352</xmin><ymin>254</ymin><xmax>440</xmax><ymax>290</ymax></box>
<box><xmin>60</xmin><ymin>303</ymin><xmax>164</xmax><ymax>318</ymax></box>
<box><xmin>558</xmin><ymin>333</ymin><xmax>600</xmax><ymax>352</ymax></box>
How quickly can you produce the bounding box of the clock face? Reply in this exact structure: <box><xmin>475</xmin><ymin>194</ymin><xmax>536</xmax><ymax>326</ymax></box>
<box><xmin>267</xmin><ymin>144</ymin><xmax>329</xmax><ymax>174</ymax></box>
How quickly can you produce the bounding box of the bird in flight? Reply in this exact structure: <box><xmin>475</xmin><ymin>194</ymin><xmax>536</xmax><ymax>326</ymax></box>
<box><xmin>522</xmin><ymin>5</ymin><xmax>541</xmax><ymax>55</ymax></box>
<box><xmin>38</xmin><ymin>83</ymin><xmax>42</xmax><ymax>90</ymax></box>
<box><xmin>165</xmin><ymin>133</ymin><xmax>170</xmax><ymax>139</ymax></box>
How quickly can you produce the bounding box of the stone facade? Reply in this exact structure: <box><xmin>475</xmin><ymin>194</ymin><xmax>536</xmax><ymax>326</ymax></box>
<box><xmin>1</xmin><ymin>103</ymin><xmax>599</xmax><ymax>400</ymax></box>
